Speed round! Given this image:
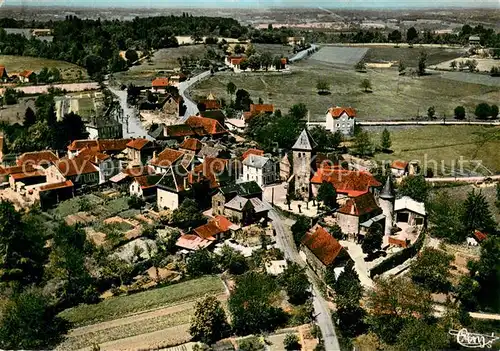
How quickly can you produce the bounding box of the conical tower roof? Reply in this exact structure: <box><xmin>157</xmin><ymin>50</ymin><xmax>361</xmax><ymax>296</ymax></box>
<box><xmin>207</xmin><ymin>92</ymin><xmax>216</xmax><ymax>100</ymax></box>
<box><xmin>292</xmin><ymin>129</ymin><xmax>317</xmax><ymax>151</ymax></box>
<box><xmin>379</xmin><ymin>175</ymin><xmax>395</xmax><ymax>200</ymax></box>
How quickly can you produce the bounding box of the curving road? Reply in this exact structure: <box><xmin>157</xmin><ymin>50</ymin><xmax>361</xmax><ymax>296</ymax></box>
<box><xmin>290</xmin><ymin>44</ymin><xmax>317</xmax><ymax>63</ymax></box>
<box><xmin>178</xmin><ymin>70</ymin><xmax>212</xmax><ymax>122</ymax></box>
<box><xmin>268</xmin><ymin>208</ymin><xmax>340</xmax><ymax>351</ymax></box>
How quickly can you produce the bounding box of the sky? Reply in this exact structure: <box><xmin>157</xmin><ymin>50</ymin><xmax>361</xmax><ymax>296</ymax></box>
<box><xmin>3</xmin><ymin>0</ymin><xmax>500</xmax><ymax>8</ymax></box>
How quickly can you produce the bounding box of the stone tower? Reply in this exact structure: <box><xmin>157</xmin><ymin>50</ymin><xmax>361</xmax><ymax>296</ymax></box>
<box><xmin>379</xmin><ymin>175</ymin><xmax>395</xmax><ymax>236</ymax></box>
<box><xmin>292</xmin><ymin>129</ymin><xmax>317</xmax><ymax>200</ymax></box>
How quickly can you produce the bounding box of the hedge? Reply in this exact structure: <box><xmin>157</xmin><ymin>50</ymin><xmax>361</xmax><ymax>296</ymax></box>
<box><xmin>370</xmin><ymin>230</ymin><xmax>426</xmax><ymax>278</ymax></box>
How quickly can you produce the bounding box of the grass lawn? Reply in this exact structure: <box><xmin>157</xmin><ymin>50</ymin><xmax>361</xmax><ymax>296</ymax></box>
<box><xmin>59</xmin><ymin>276</ymin><xmax>224</xmax><ymax>327</ymax></box>
<box><xmin>0</xmin><ymin>55</ymin><xmax>87</xmax><ymax>81</ymax></box>
<box><xmin>191</xmin><ymin>59</ymin><xmax>500</xmax><ymax>121</ymax></box>
<box><xmin>363</xmin><ymin>46</ymin><xmax>465</xmax><ymax>66</ymax></box>
<box><xmin>254</xmin><ymin>43</ymin><xmax>293</xmax><ymax>57</ymax></box>
<box><xmin>372</xmin><ymin>125</ymin><xmax>500</xmax><ymax>176</ymax></box>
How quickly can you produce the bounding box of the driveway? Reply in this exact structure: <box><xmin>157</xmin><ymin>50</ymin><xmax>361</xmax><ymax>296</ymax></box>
<box><xmin>178</xmin><ymin>70</ymin><xmax>211</xmax><ymax>122</ymax></box>
<box><xmin>268</xmin><ymin>207</ymin><xmax>341</xmax><ymax>351</ymax></box>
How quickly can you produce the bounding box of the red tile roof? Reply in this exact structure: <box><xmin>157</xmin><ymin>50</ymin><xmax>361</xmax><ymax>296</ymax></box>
<box><xmin>68</xmin><ymin>140</ymin><xmax>98</xmax><ymax>151</ymax></box>
<box><xmin>339</xmin><ymin>192</ymin><xmax>381</xmax><ymax>217</ymax></box>
<box><xmin>201</xmin><ymin>100</ymin><xmax>221</xmax><ymax>110</ymax></box>
<box><xmin>185</xmin><ymin>116</ymin><xmax>228</xmax><ymax>136</ymax></box>
<box><xmin>230</xmin><ymin>57</ymin><xmax>245</xmax><ymax>65</ymax></box>
<box><xmin>3</xmin><ymin>165</ymin><xmax>38</xmax><ymax>175</ymax></box>
<box><xmin>391</xmin><ymin>160</ymin><xmax>409</xmax><ymax>170</ymax></box>
<box><xmin>301</xmin><ymin>224</ymin><xmax>343</xmax><ymax>266</ymax></box>
<box><xmin>11</xmin><ymin>170</ymin><xmax>44</xmax><ymax>181</ymax></box>
<box><xmin>152</xmin><ymin>77</ymin><xmax>169</xmax><ymax>88</ymax></box>
<box><xmin>242</xmin><ymin>148</ymin><xmax>264</xmax><ymax>160</ymax></box>
<box><xmin>473</xmin><ymin>230</ymin><xmax>487</xmax><ymax>242</ymax></box>
<box><xmin>328</xmin><ymin>107</ymin><xmax>357</xmax><ymax>119</ymax></box>
<box><xmin>126</xmin><ymin>138</ymin><xmax>152</xmax><ymax>150</ymax></box>
<box><xmin>165</xmin><ymin>124</ymin><xmax>197</xmax><ymax>138</ymax></box>
<box><xmin>19</xmin><ymin>70</ymin><xmax>35</xmax><ymax>78</ymax></box>
<box><xmin>311</xmin><ymin>168</ymin><xmax>381</xmax><ymax>197</ymax></box>
<box><xmin>193</xmin><ymin>215</ymin><xmax>236</xmax><ymax>241</ymax></box>
<box><xmin>123</xmin><ymin>165</ymin><xmax>156</xmax><ymax>177</ymax></box>
<box><xmin>179</xmin><ymin>138</ymin><xmax>203</xmax><ymax>152</ymax></box>
<box><xmin>133</xmin><ymin>174</ymin><xmax>163</xmax><ymax>189</ymax></box>
<box><xmin>193</xmin><ymin>157</ymin><xmax>229</xmax><ymax>189</ymax></box>
<box><xmin>150</xmin><ymin>148</ymin><xmax>185</xmax><ymax>168</ymax></box>
<box><xmin>17</xmin><ymin>151</ymin><xmax>59</xmax><ymax>167</ymax></box>
<box><xmin>0</xmin><ymin>66</ymin><xmax>7</xmax><ymax>77</ymax></box>
<box><xmin>97</xmin><ymin>139</ymin><xmax>132</xmax><ymax>152</ymax></box>
<box><xmin>176</xmin><ymin>234</ymin><xmax>213</xmax><ymax>250</ymax></box>
<box><xmin>75</xmin><ymin>147</ymin><xmax>110</xmax><ymax>163</ymax></box>
<box><xmin>39</xmin><ymin>180</ymin><xmax>74</xmax><ymax>192</ymax></box>
<box><xmin>250</xmin><ymin>104</ymin><xmax>274</xmax><ymax>114</ymax></box>
<box><xmin>54</xmin><ymin>158</ymin><xmax>99</xmax><ymax>177</ymax></box>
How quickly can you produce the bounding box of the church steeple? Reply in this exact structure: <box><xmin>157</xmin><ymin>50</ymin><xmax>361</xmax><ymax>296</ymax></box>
<box><xmin>380</xmin><ymin>175</ymin><xmax>395</xmax><ymax>200</ymax></box>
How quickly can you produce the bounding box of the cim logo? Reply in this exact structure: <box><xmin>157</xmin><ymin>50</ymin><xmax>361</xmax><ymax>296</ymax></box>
<box><xmin>449</xmin><ymin>329</ymin><xmax>499</xmax><ymax>349</ymax></box>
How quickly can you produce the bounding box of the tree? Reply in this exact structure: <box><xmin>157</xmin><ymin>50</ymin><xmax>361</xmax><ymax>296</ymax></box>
<box><xmin>260</xmin><ymin>51</ymin><xmax>273</xmax><ymax>71</ymax></box>
<box><xmin>334</xmin><ymin>261</ymin><xmax>363</xmax><ymax>306</ymax></box>
<box><xmin>475</xmin><ymin>103</ymin><xmax>491</xmax><ymax>119</ymax></box>
<box><xmin>38</xmin><ymin>67</ymin><xmax>50</xmax><ymax>83</ymax></box>
<box><xmin>335</xmin><ymin>304</ymin><xmax>367</xmax><ymax>338</ymax></box>
<box><xmin>398</xmin><ymin>61</ymin><xmax>406</xmax><ymax>75</ymax></box>
<box><xmin>395</xmin><ymin>319</ymin><xmax>450</xmax><ymax>351</ymax></box>
<box><xmin>128</xmin><ymin>195</ymin><xmax>145</xmax><ymax>209</ymax></box>
<box><xmin>0</xmin><ymin>288</ymin><xmax>69</xmax><ymax>349</ymax></box>
<box><xmin>450</xmin><ymin>60</ymin><xmax>457</xmax><ymax>70</ymax></box>
<box><xmin>84</xmin><ymin>54</ymin><xmax>107</xmax><ymax>79</ymax></box>
<box><xmin>186</xmin><ymin>249</ymin><xmax>218</xmax><ymax>277</ymax></box>
<box><xmin>467</xmin><ymin>59</ymin><xmax>478</xmax><ymax>72</ymax></box>
<box><xmin>109</xmin><ymin>54</ymin><xmax>128</xmax><ymax>73</ymax></box>
<box><xmin>3</xmin><ymin>88</ymin><xmax>17</xmax><ymax>105</ymax></box>
<box><xmin>234</xmin><ymin>89</ymin><xmax>253</xmax><ymax>111</ymax></box>
<box><xmin>125</xmin><ymin>49</ymin><xmax>139</xmax><ymax>64</ymax></box>
<box><xmin>458</xmin><ymin>237</ymin><xmax>500</xmax><ymax>312</ymax></box>
<box><xmin>329</xmin><ymin>224</ymin><xmax>343</xmax><ymax>240</ymax></box>
<box><xmin>380</xmin><ymin>128</ymin><xmax>391</xmax><ymax>151</ymax></box>
<box><xmin>366</xmin><ymin>277</ymin><xmax>433</xmax><ymax>344</ymax></box>
<box><xmin>226</xmin><ymin>81</ymin><xmax>236</xmax><ymax>101</ymax></box>
<box><xmin>291</xmin><ymin>216</ymin><xmax>310</xmax><ymax>245</ymax></box>
<box><xmin>49</xmin><ymin>67</ymin><xmax>62</xmax><ymax>82</ymax></box>
<box><xmin>360</xmin><ymin>78</ymin><xmax>372</xmax><ymax>92</ymax></box>
<box><xmin>491</xmin><ymin>104</ymin><xmax>499</xmax><ymax>119</ymax></box>
<box><xmin>361</xmin><ymin>223</ymin><xmax>383</xmax><ymax>255</ymax></box>
<box><xmin>229</xmin><ymin>272</ymin><xmax>288</xmax><ymax>335</ymax></box>
<box><xmin>454</xmin><ymin>105</ymin><xmax>466</xmax><ymax>120</ymax></box>
<box><xmin>427</xmin><ymin>191</ymin><xmax>466</xmax><ymax>243</ymax></box>
<box><xmin>289</xmin><ymin>103</ymin><xmax>308</xmax><ymax>120</ymax></box>
<box><xmin>248</xmin><ymin>54</ymin><xmax>262</xmax><ymax>71</ymax></box>
<box><xmin>239</xmin><ymin>336</ymin><xmax>265</xmax><ymax>351</ymax></box>
<box><xmin>317</xmin><ymin>181</ymin><xmax>337</xmax><ymax>209</ymax></box>
<box><xmin>461</xmin><ymin>190</ymin><xmax>496</xmax><ymax>236</ymax></box>
<box><xmin>406</xmin><ymin>27</ymin><xmax>418</xmax><ymax>42</ymax></box>
<box><xmin>284</xmin><ymin>333</ymin><xmax>301</xmax><ymax>350</ymax></box>
<box><xmin>278</xmin><ymin>262</ymin><xmax>311</xmax><ymax>305</ymax></box>
<box><xmin>418</xmin><ymin>51</ymin><xmax>427</xmax><ymax>76</ymax></box>
<box><xmin>399</xmin><ymin>175</ymin><xmax>429</xmax><ymax>202</ymax></box>
<box><xmin>427</xmin><ymin>106</ymin><xmax>436</xmax><ymax>119</ymax></box>
<box><xmin>24</xmin><ymin>107</ymin><xmax>36</xmax><ymax>127</ymax></box>
<box><xmin>170</xmin><ymin>199</ymin><xmax>206</xmax><ymax>230</ymax></box>
<box><xmin>190</xmin><ymin>295</ymin><xmax>229</xmax><ymax>344</ymax></box>
<box><xmin>47</xmin><ymin>223</ymin><xmax>97</xmax><ymax>307</ymax></box>
<box><xmin>309</xmin><ymin>126</ymin><xmax>342</xmax><ymax>151</ymax></box>
<box><xmin>354</xmin><ymin>130</ymin><xmax>373</xmax><ymax>156</ymax></box>
<box><xmin>316</xmin><ymin>79</ymin><xmax>330</xmax><ymax>94</ymax></box>
<box><xmin>55</xmin><ymin>112</ymin><xmax>89</xmax><ymax>149</ymax></box>
<box><xmin>355</xmin><ymin>61</ymin><xmax>366</xmax><ymax>72</ymax></box>
<box><xmin>410</xmin><ymin>247</ymin><xmax>453</xmax><ymax>293</ymax></box>
<box><xmin>0</xmin><ymin>201</ymin><xmax>46</xmax><ymax>286</ymax></box>
<box><xmin>218</xmin><ymin>245</ymin><xmax>248</xmax><ymax>275</ymax></box>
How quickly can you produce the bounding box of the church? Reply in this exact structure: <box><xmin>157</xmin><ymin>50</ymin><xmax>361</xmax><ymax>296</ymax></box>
<box><xmin>290</xmin><ymin>129</ymin><xmax>426</xmax><ymax>244</ymax></box>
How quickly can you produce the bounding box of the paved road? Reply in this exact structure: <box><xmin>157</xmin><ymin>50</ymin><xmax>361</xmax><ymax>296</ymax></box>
<box><xmin>426</xmin><ymin>175</ymin><xmax>500</xmax><ymax>183</ymax></box>
<box><xmin>178</xmin><ymin>70</ymin><xmax>211</xmax><ymax>122</ymax></box>
<box><xmin>290</xmin><ymin>44</ymin><xmax>317</xmax><ymax>63</ymax></box>
<box><xmin>308</xmin><ymin>120</ymin><xmax>500</xmax><ymax>127</ymax></box>
<box><xmin>106</xmin><ymin>84</ymin><xmax>153</xmax><ymax>140</ymax></box>
<box><xmin>268</xmin><ymin>208</ymin><xmax>341</xmax><ymax>351</ymax></box>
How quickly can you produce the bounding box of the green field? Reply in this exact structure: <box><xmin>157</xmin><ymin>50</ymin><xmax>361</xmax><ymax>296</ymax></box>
<box><xmin>0</xmin><ymin>55</ymin><xmax>87</xmax><ymax>81</ymax></box>
<box><xmin>373</xmin><ymin>126</ymin><xmax>500</xmax><ymax>176</ymax></box>
<box><xmin>59</xmin><ymin>276</ymin><xmax>224</xmax><ymax>327</ymax></box>
<box><xmin>363</xmin><ymin>46</ymin><xmax>465</xmax><ymax>66</ymax></box>
<box><xmin>191</xmin><ymin>56</ymin><xmax>500</xmax><ymax>120</ymax></box>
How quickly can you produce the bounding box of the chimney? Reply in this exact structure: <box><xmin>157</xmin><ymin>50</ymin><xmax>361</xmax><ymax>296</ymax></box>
<box><xmin>153</xmin><ymin>151</ymin><xmax>157</xmax><ymax>160</ymax></box>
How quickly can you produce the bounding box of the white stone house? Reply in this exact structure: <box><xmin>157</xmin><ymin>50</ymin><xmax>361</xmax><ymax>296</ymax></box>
<box><xmin>394</xmin><ymin>196</ymin><xmax>426</xmax><ymax>227</ymax></box>
<box><xmin>325</xmin><ymin>107</ymin><xmax>356</xmax><ymax>136</ymax></box>
<box><xmin>156</xmin><ymin>165</ymin><xmax>190</xmax><ymax>210</ymax></box>
<box><xmin>242</xmin><ymin>154</ymin><xmax>277</xmax><ymax>188</ymax></box>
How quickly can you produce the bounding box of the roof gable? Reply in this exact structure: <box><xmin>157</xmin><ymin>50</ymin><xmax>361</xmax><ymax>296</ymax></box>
<box><xmin>311</xmin><ymin>168</ymin><xmax>381</xmax><ymax>197</ymax></box>
<box><xmin>328</xmin><ymin>107</ymin><xmax>357</xmax><ymax>119</ymax></box>
<box><xmin>301</xmin><ymin>224</ymin><xmax>343</xmax><ymax>266</ymax></box>
<box><xmin>292</xmin><ymin>129</ymin><xmax>317</xmax><ymax>151</ymax></box>
<box><xmin>339</xmin><ymin>192</ymin><xmax>381</xmax><ymax>216</ymax></box>
<box><xmin>242</xmin><ymin>154</ymin><xmax>271</xmax><ymax>169</ymax></box>
<box><xmin>126</xmin><ymin>138</ymin><xmax>152</xmax><ymax>150</ymax></box>
<box><xmin>150</xmin><ymin>148</ymin><xmax>185</xmax><ymax>168</ymax></box>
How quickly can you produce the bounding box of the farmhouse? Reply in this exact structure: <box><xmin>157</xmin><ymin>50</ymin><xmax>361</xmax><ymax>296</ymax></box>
<box><xmin>325</xmin><ymin>107</ymin><xmax>356</xmax><ymax>136</ymax></box>
<box><xmin>242</xmin><ymin>154</ymin><xmax>277</xmax><ymax>187</ymax></box>
<box><xmin>469</xmin><ymin>35</ymin><xmax>481</xmax><ymax>46</ymax></box>
<box><xmin>126</xmin><ymin>138</ymin><xmax>157</xmax><ymax>166</ymax></box>
<box><xmin>129</xmin><ymin>174</ymin><xmax>163</xmax><ymax>201</ymax></box>
<box><xmin>300</xmin><ymin>224</ymin><xmax>344</xmax><ymax>279</ymax></box>
<box><xmin>394</xmin><ymin>196</ymin><xmax>426</xmax><ymax>227</ymax></box>
<box><xmin>18</xmin><ymin>70</ymin><xmax>36</xmax><ymax>83</ymax></box>
<box><xmin>152</xmin><ymin>77</ymin><xmax>170</xmax><ymax>91</ymax></box>
<box><xmin>47</xmin><ymin>158</ymin><xmax>100</xmax><ymax>187</ymax></box>
<box><xmin>243</xmin><ymin>104</ymin><xmax>275</xmax><ymax>121</ymax></box>
<box><xmin>156</xmin><ymin>165</ymin><xmax>191</xmax><ymax>210</ymax></box>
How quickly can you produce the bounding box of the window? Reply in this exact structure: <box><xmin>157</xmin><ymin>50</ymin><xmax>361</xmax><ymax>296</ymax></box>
<box><xmin>247</xmin><ymin>174</ymin><xmax>249</xmax><ymax>180</ymax></box>
<box><xmin>415</xmin><ymin>217</ymin><xmax>424</xmax><ymax>226</ymax></box>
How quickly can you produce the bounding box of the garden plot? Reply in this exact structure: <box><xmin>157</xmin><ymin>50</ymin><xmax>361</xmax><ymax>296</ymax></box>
<box><xmin>310</xmin><ymin>47</ymin><xmax>368</xmax><ymax>66</ymax></box>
